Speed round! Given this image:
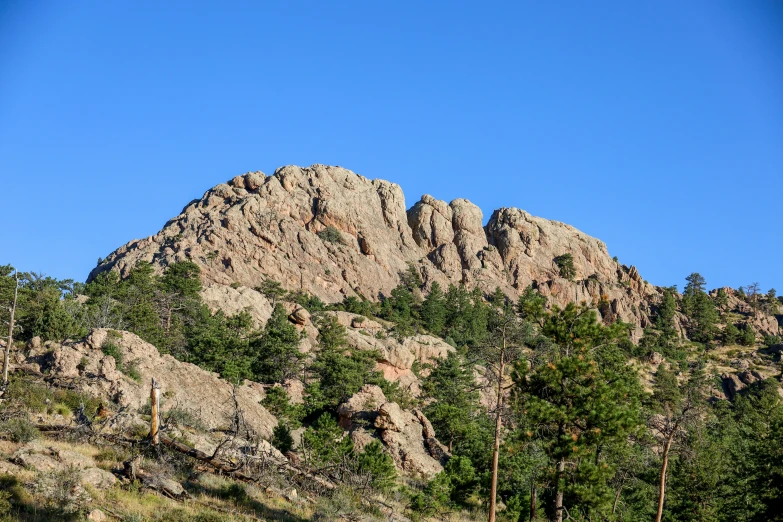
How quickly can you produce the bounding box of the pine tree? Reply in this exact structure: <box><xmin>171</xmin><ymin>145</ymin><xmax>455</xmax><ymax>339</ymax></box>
<box><xmin>421</xmin><ymin>350</ymin><xmax>480</xmax><ymax>452</ymax></box>
<box><xmin>421</xmin><ymin>282</ymin><xmax>447</xmax><ymax>336</ymax></box>
<box><xmin>649</xmin><ymin>366</ymin><xmax>707</xmax><ymax>522</ymax></box>
<box><xmin>681</xmin><ymin>273</ymin><xmax>718</xmax><ymax>343</ymax></box>
<box><xmin>516</xmin><ymin>285</ymin><xmax>547</xmax><ymax>325</ymax></box>
<box><xmin>480</xmin><ymin>304</ymin><xmax>531</xmax><ymax>522</ymax></box>
<box><xmin>251</xmin><ymin>304</ymin><xmax>304</xmax><ymax>384</ymax></box>
<box><xmin>513</xmin><ymin>303</ymin><xmax>641</xmax><ymax>522</ymax></box>
<box><xmin>307</xmin><ymin>315</ymin><xmax>382</xmax><ymax>410</ymax></box>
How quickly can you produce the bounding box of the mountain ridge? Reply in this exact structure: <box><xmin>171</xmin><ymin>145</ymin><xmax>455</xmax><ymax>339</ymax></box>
<box><xmin>90</xmin><ymin>164</ymin><xmax>660</xmax><ymax>339</ymax></box>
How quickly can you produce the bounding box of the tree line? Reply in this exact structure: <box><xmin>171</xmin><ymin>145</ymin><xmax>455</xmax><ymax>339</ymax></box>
<box><xmin>2</xmin><ymin>262</ymin><xmax>782</xmax><ymax>521</ymax></box>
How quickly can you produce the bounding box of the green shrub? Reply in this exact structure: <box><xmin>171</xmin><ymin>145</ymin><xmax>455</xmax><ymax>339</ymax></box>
<box><xmin>52</xmin><ymin>403</ymin><xmax>71</xmax><ymax>416</ymax></box>
<box><xmin>740</xmin><ymin>325</ymin><xmax>756</xmax><ymax>347</ymax></box>
<box><xmin>317</xmin><ymin>226</ymin><xmax>343</xmax><ymax>244</ymax></box>
<box><xmin>33</xmin><ymin>466</ymin><xmax>90</xmax><ymax>514</ymax></box>
<box><xmin>52</xmin><ymin>388</ymin><xmax>101</xmax><ymax>420</ymax></box>
<box><xmin>355</xmin><ymin>440</ymin><xmax>396</xmax><ymax>491</ymax></box>
<box><xmin>164</xmin><ymin>407</ymin><xmax>208</xmax><ymax>432</ymax></box>
<box><xmin>0</xmin><ymin>418</ymin><xmax>39</xmax><ymax>443</ymax></box>
<box><xmin>102</xmin><ymin>341</ymin><xmax>124</xmax><ymax>368</ymax></box>
<box><xmin>125</xmin><ymin>359</ymin><xmax>142</xmax><ymax>382</ymax></box>
<box><xmin>0</xmin><ymin>490</ymin><xmax>10</xmax><ymax>516</ymax></box>
<box><xmin>554</xmin><ymin>253</ymin><xmax>576</xmax><ymax>280</ymax></box>
<box><xmin>272</xmin><ymin>423</ymin><xmax>294</xmax><ymax>454</ymax></box>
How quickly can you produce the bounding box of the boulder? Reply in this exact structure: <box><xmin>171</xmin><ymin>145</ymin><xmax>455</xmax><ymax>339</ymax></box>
<box><xmin>375</xmin><ymin>402</ymin><xmax>407</xmax><ymax>432</ymax></box>
<box><xmin>141</xmin><ymin>474</ymin><xmax>186</xmax><ymax>498</ymax></box>
<box><xmin>87</xmin><ymin>509</ymin><xmax>108</xmax><ymax>522</ymax></box>
<box><xmin>338</xmin><ymin>385</ymin><xmax>447</xmax><ymax>478</ymax></box>
<box><xmin>37</xmin><ymin>329</ymin><xmax>277</xmax><ymax>439</ymax></box>
<box><xmin>289</xmin><ymin>307</ymin><xmax>311</xmax><ymax>326</ymax></box>
<box><xmin>722</xmin><ymin>373</ymin><xmax>745</xmax><ymax>400</ymax></box>
<box><xmin>80</xmin><ymin>468</ymin><xmax>117</xmax><ymax>489</ymax></box>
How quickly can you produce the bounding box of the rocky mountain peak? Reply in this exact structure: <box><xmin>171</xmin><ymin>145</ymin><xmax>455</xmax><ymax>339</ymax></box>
<box><xmin>90</xmin><ymin>164</ymin><xmax>658</xmax><ymax>338</ymax></box>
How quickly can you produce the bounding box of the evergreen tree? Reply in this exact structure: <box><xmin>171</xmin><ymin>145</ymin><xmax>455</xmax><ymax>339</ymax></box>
<box><xmin>554</xmin><ymin>253</ymin><xmax>576</xmax><ymax>281</ymax></box>
<box><xmin>307</xmin><ymin>315</ymin><xmax>382</xmax><ymax>410</ymax></box>
<box><xmin>380</xmin><ymin>284</ymin><xmax>418</xmax><ymax>338</ymax></box>
<box><xmin>355</xmin><ymin>440</ymin><xmax>397</xmax><ymax>491</ymax></box>
<box><xmin>722</xmin><ymin>322</ymin><xmax>740</xmax><ymax>345</ymax></box>
<box><xmin>421</xmin><ymin>282</ymin><xmax>447</xmax><ymax>336</ymax></box>
<box><xmin>517</xmin><ymin>284</ymin><xmax>547</xmax><ymax>325</ymax></box>
<box><xmin>444</xmin><ymin>285</ymin><xmax>489</xmax><ymax>347</ymax></box>
<box><xmin>479</xmin><ymin>304</ymin><xmax>531</xmax><ymax>522</ymax></box>
<box><xmin>649</xmin><ymin>366</ymin><xmax>707</xmax><ymax>522</ymax></box>
<box><xmin>186</xmin><ymin>308</ymin><xmax>255</xmax><ymax>383</ymax></box>
<box><xmin>513</xmin><ymin>303</ymin><xmax>642</xmax><ymax>522</ymax></box>
<box><xmin>421</xmin><ymin>350</ymin><xmax>480</xmax><ymax>452</ymax></box>
<box><xmin>681</xmin><ymin>273</ymin><xmax>718</xmax><ymax>343</ymax></box>
<box><xmin>251</xmin><ymin>304</ymin><xmax>304</xmax><ymax>384</ymax></box>
<box><xmin>656</xmin><ymin>286</ymin><xmax>678</xmax><ymax>341</ymax></box>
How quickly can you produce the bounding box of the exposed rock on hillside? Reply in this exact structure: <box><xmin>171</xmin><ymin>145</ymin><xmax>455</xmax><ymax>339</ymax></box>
<box><xmin>28</xmin><ymin>329</ymin><xmax>277</xmax><ymax>439</ymax></box>
<box><xmin>327</xmin><ymin>311</ymin><xmax>454</xmax><ymax>394</ymax></box>
<box><xmin>89</xmin><ymin>164</ymin><xmax>659</xmax><ymax>338</ymax></box>
<box><xmin>337</xmin><ymin>384</ymin><xmax>448</xmax><ymax>478</ymax></box>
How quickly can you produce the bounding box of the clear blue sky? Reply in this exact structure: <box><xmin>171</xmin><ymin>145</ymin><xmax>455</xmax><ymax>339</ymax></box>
<box><xmin>1</xmin><ymin>1</ymin><xmax>781</xmax><ymax>292</ymax></box>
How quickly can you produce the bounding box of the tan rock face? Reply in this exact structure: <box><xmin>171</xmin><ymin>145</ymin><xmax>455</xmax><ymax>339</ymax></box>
<box><xmin>37</xmin><ymin>329</ymin><xmax>277</xmax><ymax>439</ymax></box>
<box><xmin>89</xmin><ymin>164</ymin><xmax>659</xmax><ymax>337</ymax></box>
<box><xmin>337</xmin><ymin>385</ymin><xmax>447</xmax><ymax>478</ymax></box>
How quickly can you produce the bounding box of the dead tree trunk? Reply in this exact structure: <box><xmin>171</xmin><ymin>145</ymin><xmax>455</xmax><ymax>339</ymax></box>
<box><xmin>150</xmin><ymin>378</ymin><xmax>161</xmax><ymax>445</ymax></box>
<box><xmin>2</xmin><ymin>270</ymin><xmax>19</xmax><ymax>392</ymax></box>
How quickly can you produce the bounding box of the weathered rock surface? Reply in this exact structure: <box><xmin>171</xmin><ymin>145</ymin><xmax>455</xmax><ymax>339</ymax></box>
<box><xmin>337</xmin><ymin>385</ymin><xmax>448</xmax><ymax>478</ymax></box>
<box><xmin>11</xmin><ymin>442</ymin><xmax>117</xmax><ymax>489</ymax></box>
<box><xmin>89</xmin><ymin>165</ymin><xmax>659</xmax><ymax>338</ymax></box>
<box><xmin>327</xmin><ymin>311</ymin><xmax>453</xmax><ymax>394</ymax></box>
<box><xmin>31</xmin><ymin>329</ymin><xmax>277</xmax><ymax>439</ymax></box>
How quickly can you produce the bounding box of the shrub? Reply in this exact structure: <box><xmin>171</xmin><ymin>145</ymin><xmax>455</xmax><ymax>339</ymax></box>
<box><xmin>764</xmin><ymin>334</ymin><xmax>781</xmax><ymax>349</ymax></box>
<box><xmin>0</xmin><ymin>490</ymin><xmax>10</xmax><ymax>516</ymax></box>
<box><xmin>355</xmin><ymin>440</ymin><xmax>396</xmax><ymax>491</ymax></box>
<box><xmin>101</xmin><ymin>341</ymin><xmax>124</xmax><ymax>368</ymax></box>
<box><xmin>5</xmin><ymin>378</ymin><xmax>51</xmax><ymax>412</ymax></box>
<box><xmin>272</xmin><ymin>423</ymin><xmax>294</xmax><ymax>454</ymax></box>
<box><xmin>0</xmin><ymin>417</ymin><xmax>39</xmax><ymax>443</ymax></box>
<box><xmin>0</xmin><ymin>475</ymin><xmax>23</xmax><ymax>514</ymax></box>
<box><xmin>52</xmin><ymin>388</ymin><xmax>101</xmax><ymax>420</ymax></box>
<box><xmin>554</xmin><ymin>253</ymin><xmax>576</xmax><ymax>280</ymax></box>
<box><xmin>164</xmin><ymin>406</ymin><xmax>208</xmax><ymax>432</ymax></box>
<box><xmin>317</xmin><ymin>226</ymin><xmax>343</xmax><ymax>244</ymax></box>
<box><xmin>125</xmin><ymin>359</ymin><xmax>142</xmax><ymax>382</ymax></box>
<box><xmin>34</xmin><ymin>466</ymin><xmax>91</xmax><ymax>514</ymax></box>
<box><xmin>52</xmin><ymin>403</ymin><xmax>71</xmax><ymax>416</ymax></box>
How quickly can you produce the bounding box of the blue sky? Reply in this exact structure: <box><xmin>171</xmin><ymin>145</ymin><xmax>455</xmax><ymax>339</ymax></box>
<box><xmin>1</xmin><ymin>1</ymin><xmax>781</xmax><ymax>292</ymax></box>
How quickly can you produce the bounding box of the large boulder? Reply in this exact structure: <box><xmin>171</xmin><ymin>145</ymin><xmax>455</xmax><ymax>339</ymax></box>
<box><xmin>39</xmin><ymin>329</ymin><xmax>277</xmax><ymax>439</ymax></box>
<box><xmin>337</xmin><ymin>385</ymin><xmax>448</xmax><ymax>478</ymax></box>
<box><xmin>12</xmin><ymin>442</ymin><xmax>117</xmax><ymax>490</ymax></box>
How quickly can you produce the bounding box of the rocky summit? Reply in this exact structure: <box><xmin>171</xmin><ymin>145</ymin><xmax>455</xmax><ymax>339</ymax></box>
<box><xmin>90</xmin><ymin>164</ymin><xmax>658</xmax><ymax>339</ymax></box>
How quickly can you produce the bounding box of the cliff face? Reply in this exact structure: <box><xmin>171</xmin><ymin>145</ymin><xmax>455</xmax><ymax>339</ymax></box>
<box><xmin>89</xmin><ymin>164</ymin><xmax>659</xmax><ymax>338</ymax></box>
